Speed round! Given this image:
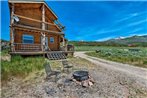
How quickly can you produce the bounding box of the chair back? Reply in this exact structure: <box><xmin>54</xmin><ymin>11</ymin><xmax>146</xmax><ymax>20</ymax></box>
<box><xmin>62</xmin><ymin>60</ymin><xmax>68</xmax><ymax>67</ymax></box>
<box><xmin>44</xmin><ymin>62</ymin><xmax>52</xmax><ymax>76</ymax></box>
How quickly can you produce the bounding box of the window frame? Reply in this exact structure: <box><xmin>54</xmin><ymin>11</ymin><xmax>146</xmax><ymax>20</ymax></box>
<box><xmin>22</xmin><ymin>34</ymin><xmax>34</xmax><ymax>44</ymax></box>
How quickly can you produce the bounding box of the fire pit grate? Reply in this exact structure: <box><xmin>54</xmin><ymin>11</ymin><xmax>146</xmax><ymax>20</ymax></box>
<box><xmin>73</xmin><ymin>71</ymin><xmax>89</xmax><ymax>81</ymax></box>
<box><xmin>72</xmin><ymin>70</ymin><xmax>95</xmax><ymax>87</ymax></box>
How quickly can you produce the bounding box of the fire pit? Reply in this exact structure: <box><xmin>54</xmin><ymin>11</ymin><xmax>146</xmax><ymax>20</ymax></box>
<box><xmin>72</xmin><ymin>70</ymin><xmax>95</xmax><ymax>87</ymax></box>
<box><xmin>73</xmin><ymin>71</ymin><xmax>89</xmax><ymax>81</ymax></box>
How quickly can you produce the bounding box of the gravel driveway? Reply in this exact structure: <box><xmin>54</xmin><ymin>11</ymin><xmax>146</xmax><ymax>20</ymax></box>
<box><xmin>74</xmin><ymin>51</ymin><xmax>147</xmax><ymax>97</ymax></box>
<box><xmin>75</xmin><ymin>51</ymin><xmax>147</xmax><ymax>80</ymax></box>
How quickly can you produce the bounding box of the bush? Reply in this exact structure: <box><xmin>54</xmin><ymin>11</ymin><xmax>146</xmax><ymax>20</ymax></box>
<box><xmin>86</xmin><ymin>47</ymin><xmax>147</xmax><ymax>68</ymax></box>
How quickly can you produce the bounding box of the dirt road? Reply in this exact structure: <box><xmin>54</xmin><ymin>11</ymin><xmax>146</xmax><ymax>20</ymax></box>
<box><xmin>75</xmin><ymin>51</ymin><xmax>147</xmax><ymax>82</ymax></box>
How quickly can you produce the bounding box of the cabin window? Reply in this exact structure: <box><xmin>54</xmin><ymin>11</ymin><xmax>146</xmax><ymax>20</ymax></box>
<box><xmin>22</xmin><ymin>35</ymin><xmax>34</xmax><ymax>44</ymax></box>
<box><xmin>50</xmin><ymin>37</ymin><xmax>54</xmax><ymax>43</ymax></box>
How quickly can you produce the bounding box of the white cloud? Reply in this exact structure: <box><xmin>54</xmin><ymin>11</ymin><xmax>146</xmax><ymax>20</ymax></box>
<box><xmin>72</xmin><ymin>11</ymin><xmax>147</xmax><ymax>41</ymax></box>
<box><xmin>116</xmin><ymin>11</ymin><xmax>147</xmax><ymax>23</ymax></box>
<box><xmin>127</xmin><ymin>19</ymin><xmax>147</xmax><ymax>27</ymax></box>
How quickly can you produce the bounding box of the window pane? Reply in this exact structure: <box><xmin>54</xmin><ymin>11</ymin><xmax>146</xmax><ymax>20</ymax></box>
<box><xmin>50</xmin><ymin>37</ymin><xmax>54</xmax><ymax>43</ymax></box>
<box><xmin>23</xmin><ymin>35</ymin><xmax>34</xmax><ymax>44</ymax></box>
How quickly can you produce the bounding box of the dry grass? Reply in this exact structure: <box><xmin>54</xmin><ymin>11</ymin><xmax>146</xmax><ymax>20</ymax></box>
<box><xmin>68</xmin><ymin>57</ymin><xmax>96</xmax><ymax>70</ymax></box>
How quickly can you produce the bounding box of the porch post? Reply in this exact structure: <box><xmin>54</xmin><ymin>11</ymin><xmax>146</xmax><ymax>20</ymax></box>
<box><xmin>11</xmin><ymin>3</ymin><xmax>15</xmax><ymax>52</ymax></box>
<box><xmin>62</xmin><ymin>35</ymin><xmax>65</xmax><ymax>47</ymax></box>
<box><xmin>62</xmin><ymin>35</ymin><xmax>67</xmax><ymax>51</ymax></box>
<box><xmin>41</xmin><ymin>4</ymin><xmax>45</xmax><ymax>52</ymax></box>
<box><xmin>42</xmin><ymin>4</ymin><xmax>45</xmax><ymax>30</ymax></box>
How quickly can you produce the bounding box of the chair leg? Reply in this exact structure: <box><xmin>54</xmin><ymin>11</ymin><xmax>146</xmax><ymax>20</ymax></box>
<box><xmin>55</xmin><ymin>74</ymin><xmax>60</xmax><ymax>83</ymax></box>
<box><xmin>54</xmin><ymin>74</ymin><xmax>57</xmax><ymax>82</ymax></box>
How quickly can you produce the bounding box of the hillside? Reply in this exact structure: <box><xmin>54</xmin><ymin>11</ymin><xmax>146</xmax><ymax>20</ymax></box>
<box><xmin>104</xmin><ymin>35</ymin><xmax>147</xmax><ymax>46</ymax></box>
<box><xmin>69</xmin><ymin>35</ymin><xmax>147</xmax><ymax>47</ymax></box>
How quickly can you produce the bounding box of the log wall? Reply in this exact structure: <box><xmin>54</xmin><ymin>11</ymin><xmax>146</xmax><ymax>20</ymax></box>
<box><xmin>10</xmin><ymin>3</ymin><xmax>62</xmax><ymax>51</ymax></box>
<box><xmin>14</xmin><ymin>3</ymin><xmax>60</xmax><ymax>32</ymax></box>
<box><xmin>14</xmin><ymin>29</ymin><xmax>60</xmax><ymax>50</ymax></box>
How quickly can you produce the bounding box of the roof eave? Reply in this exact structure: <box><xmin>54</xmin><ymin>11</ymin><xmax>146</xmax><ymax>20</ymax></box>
<box><xmin>8</xmin><ymin>0</ymin><xmax>58</xmax><ymax>19</ymax></box>
<box><xmin>8</xmin><ymin>0</ymin><xmax>44</xmax><ymax>3</ymax></box>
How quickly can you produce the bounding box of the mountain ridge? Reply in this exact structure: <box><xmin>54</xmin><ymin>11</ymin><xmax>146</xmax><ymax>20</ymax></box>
<box><xmin>69</xmin><ymin>35</ymin><xmax>147</xmax><ymax>47</ymax></box>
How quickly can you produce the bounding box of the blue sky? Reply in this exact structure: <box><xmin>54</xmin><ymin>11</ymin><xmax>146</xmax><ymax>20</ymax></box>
<box><xmin>1</xmin><ymin>1</ymin><xmax>147</xmax><ymax>41</ymax></box>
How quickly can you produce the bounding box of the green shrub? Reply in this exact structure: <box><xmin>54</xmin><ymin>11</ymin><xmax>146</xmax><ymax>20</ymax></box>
<box><xmin>86</xmin><ymin>47</ymin><xmax>147</xmax><ymax>68</ymax></box>
<box><xmin>143</xmin><ymin>60</ymin><xmax>147</xmax><ymax>64</ymax></box>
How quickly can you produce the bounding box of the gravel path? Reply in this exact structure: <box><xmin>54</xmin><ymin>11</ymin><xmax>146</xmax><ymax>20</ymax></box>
<box><xmin>75</xmin><ymin>51</ymin><xmax>147</xmax><ymax>81</ymax></box>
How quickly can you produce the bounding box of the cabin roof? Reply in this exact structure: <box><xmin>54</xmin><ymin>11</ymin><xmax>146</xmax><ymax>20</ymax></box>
<box><xmin>8</xmin><ymin>0</ymin><xmax>58</xmax><ymax>19</ymax></box>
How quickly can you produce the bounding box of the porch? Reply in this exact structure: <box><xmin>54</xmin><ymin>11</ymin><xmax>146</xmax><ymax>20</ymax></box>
<box><xmin>10</xmin><ymin>43</ymin><xmax>74</xmax><ymax>56</ymax></box>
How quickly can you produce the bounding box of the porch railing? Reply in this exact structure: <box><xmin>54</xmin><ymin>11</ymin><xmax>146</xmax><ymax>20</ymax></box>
<box><xmin>14</xmin><ymin>43</ymin><xmax>42</xmax><ymax>52</ymax></box>
<box><xmin>60</xmin><ymin>45</ymin><xmax>74</xmax><ymax>52</ymax></box>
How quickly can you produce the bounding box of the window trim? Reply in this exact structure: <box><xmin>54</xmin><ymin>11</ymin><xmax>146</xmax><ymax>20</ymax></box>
<box><xmin>22</xmin><ymin>34</ymin><xmax>34</xmax><ymax>44</ymax></box>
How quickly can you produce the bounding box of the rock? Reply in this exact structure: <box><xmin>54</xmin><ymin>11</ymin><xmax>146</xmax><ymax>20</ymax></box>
<box><xmin>76</xmin><ymin>81</ymin><xmax>82</xmax><ymax>85</ymax></box>
<box><xmin>1</xmin><ymin>55</ymin><xmax>11</xmax><ymax>61</ymax></box>
<box><xmin>72</xmin><ymin>78</ymin><xmax>76</xmax><ymax>82</ymax></box>
<box><xmin>88</xmin><ymin>81</ymin><xmax>93</xmax><ymax>86</ymax></box>
<box><xmin>82</xmin><ymin>81</ymin><xmax>88</xmax><ymax>87</ymax></box>
<box><xmin>89</xmin><ymin>78</ymin><xmax>95</xmax><ymax>83</ymax></box>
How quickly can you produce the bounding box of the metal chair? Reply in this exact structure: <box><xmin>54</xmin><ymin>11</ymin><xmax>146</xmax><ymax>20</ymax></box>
<box><xmin>62</xmin><ymin>60</ymin><xmax>73</xmax><ymax>73</ymax></box>
<box><xmin>43</xmin><ymin>62</ymin><xmax>60</xmax><ymax>82</ymax></box>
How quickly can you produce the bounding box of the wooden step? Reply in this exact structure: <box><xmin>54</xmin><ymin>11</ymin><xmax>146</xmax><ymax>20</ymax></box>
<box><xmin>46</xmin><ymin>52</ymin><xmax>67</xmax><ymax>60</ymax></box>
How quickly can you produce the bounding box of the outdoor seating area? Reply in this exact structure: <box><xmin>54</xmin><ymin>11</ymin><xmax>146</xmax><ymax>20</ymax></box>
<box><xmin>43</xmin><ymin>58</ymin><xmax>96</xmax><ymax>89</ymax></box>
<box><xmin>43</xmin><ymin>59</ymin><xmax>74</xmax><ymax>82</ymax></box>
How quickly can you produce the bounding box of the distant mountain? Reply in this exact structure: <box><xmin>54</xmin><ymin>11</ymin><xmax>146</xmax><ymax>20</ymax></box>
<box><xmin>69</xmin><ymin>35</ymin><xmax>147</xmax><ymax>47</ymax></box>
<box><xmin>104</xmin><ymin>35</ymin><xmax>147</xmax><ymax>46</ymax></box>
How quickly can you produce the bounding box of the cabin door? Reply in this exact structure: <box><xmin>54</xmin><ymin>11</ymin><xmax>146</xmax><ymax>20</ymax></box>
<box><xmin>45</xmin><ymin>37</ymin><xmax>49</xmax><ymax>51</ymax></box>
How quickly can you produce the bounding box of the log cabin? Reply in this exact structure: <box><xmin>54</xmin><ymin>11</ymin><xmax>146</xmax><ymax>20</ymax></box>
<box><xmin>8</xmin><ymin>0</ymin><xmax>74</xmax><ymax>58</ymax></box>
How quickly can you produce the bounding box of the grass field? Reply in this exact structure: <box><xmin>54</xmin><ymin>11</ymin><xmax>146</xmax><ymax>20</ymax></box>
<box><xmin>75</xmin><ymin>46</ymin><xmax>104</xmax><ymax>51</ymax></box>
<box><xmin>0</xmin><ymin>49</ymin><xmax>9</xmax><ymax>56</ymax></box>
<box><xmin>81</xmin><ymin>46</ymin><xmax>147</xmax><ymax>68</ymax></box>
<box><xmin>75</xmin><ymin>46</ymin><xmax>147</xmax><ymax>51</ymax></box>
<box><xmin>1</xmin><ymin>55</ymin><xmax>45</xmax><ymax>82</ymax></box>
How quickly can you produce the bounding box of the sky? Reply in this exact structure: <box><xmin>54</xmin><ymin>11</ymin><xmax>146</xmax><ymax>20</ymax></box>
<box><xmin>1</xmin><ymin>0</ymin><xmax>147</xmax><ymax>41</ymax></box>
